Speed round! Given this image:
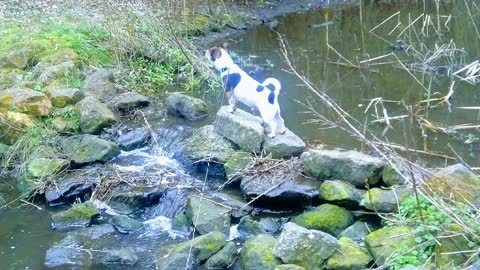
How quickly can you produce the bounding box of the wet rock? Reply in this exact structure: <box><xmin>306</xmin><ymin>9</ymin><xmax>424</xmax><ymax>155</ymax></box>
<box><xmin>185</xmin><ymin>194</ymin><xmax>231</xmax><ymax>235</ymax></box>
<box><xmin>210</xmin><ymin>192</ymin><xmax>252</xmax><ymax>219</ymax></box>
<box><xmin>108</xmin><ymin>186</ymin><xmax>166</xmax><ymax>215</ymax></box>
<box><xmin>45</xmin><ymin>167</ymin><xmax>99</xmax><ymax>205</ymax></box>
<box><xmin>301</xmin><ymin>149</ymin><xmax>384</xmax><ymax>187</ymax></box>
<box><xmin>0</xmin><ymin>111</ymin><xmax>34</xmax><ymax>144</ymax></box>
<box><xmin>224</xmin><ymin>151</ymin><xmax>253</xmax><ymax>183</ymax></box>
<box><xmin>205</xmin><ymin>241</ymin><xmax>238</xmax><ymax>269</ymax></box>
<box><xmin>365</xmin><ymin>226</ymin><xmax>416</xmax><ymax>265</ymax></box>
<box><xmin>51</xmin><ymin>201</ymin><xmax>100</xmax><ymax>230</ymax></box>
<box><xmin>115</xmin><ymin>127</ymin><xmax>151</xmax><ymax>151</ymax></box>
<box><xmin>425</xmin><ymin>163</ymin><xmax>480</xmax><ymax>207</ymax></box>
<box><xmin>339</xmin><ymin>221</ymin><xmax>375</xmax><ymax>242</ymax></box>
<box><xmin>167</xmin><ymin>92</ymin><xmax>208</xmax><ymax>120</ymax></box>
<box><xmin>215</xmin><ymin>106</ymin><xmax>264</xmax><ymax>153</ymax></box>
<box><xmin>81</xmin><ymin>69</ymin><xmax>121</xmax><ymax>102</ymax></box>
<box><xmin>274</xmin><ymin>222</ymin><xmax>338</xmax><ymax>270</ymax></box>
<box><xmin>0</xmin><ymin>87</ymin><xmax>52</xmax><ymax>116</ymax></box>
<box><xmin>75</xmin><ymin>96</ymin><xmax>116</xmax><ymax>134</ymax></box>
<box><xmin>171</xmin><ymin>212</ymin><xmax>191</xmax><ymax>233</ymax></box>
<box><xmin>325</xmin><ymin>237</ymin><xmax>372</xmax><ymax>270</ymax></box>
<box><xmin>293</xmin><ymin>204</ymin><xmax>354</xmax><ymax>236</ymax></box>
<box><xmin>45</xmin><ymin>87</ymin><xmax>81</xmax><ymax>108</ymax></box>
<box><xmin>111</xmin><ymin>91</ymin><xmax>149</xmax><ymax>111</ymax></box>
<box><xmin>382</xmin><ymin>164</ymin><xmax>406</xmax><ymax>187</ymax></box>
<box><xmin>0</xmin><ymin>48</ymin><xmax>33</xmax><ymax>69</ymax></box>
<box><xmin>27</xmin><ymin>158</ymin><xmax>69</xmax><ymax>178</ymax></box>
<box><xmin>240</xmin><ymin>234</ymin><xmax>282</xmax><ymax>270</ymax></box>
<box><xmin>361</xmin><ymin>187</ymin><xmax>411</xmax><ymax>213</ymax></box>
<box><xmin>319</xmin><ymin>180</ymin><xmax>365</xmax><ymax>208</ymax></box>
<box><xmin>98</xmin><ymin>248</ymin><xmax>138</xmax><ymax>267</ymax></box>
<box><xmin>144</xmin><ymin>188</ymin><xmax>191</xmax><ymax>219</ymax></box>
<box><xmin>237</xmin><ymin>216</ymin><xmax>268</xmax><ymax>239</ymax></box>
<box><xmin>111</xmin><ymin>215</ymin><xmax>144</xmax><ymax>234</ymax></box>
<box><xmin>264</xmin><ymin>128</ymin><xmax>306</xmax><ymax>158</ymax></box>
<box><xmin>61</xmin><ymin>135</ymin><xmax>120</xmax><ymax>166</ymax></box>
<box><xmin>435</xmin><ymin>224</ymin><xmax>471</xmax><ymax>269</ymax></box>
<box><xmin>156</xmin><ymin>231</ymin><xmax>225</xmax><ymax>270</ymax></box>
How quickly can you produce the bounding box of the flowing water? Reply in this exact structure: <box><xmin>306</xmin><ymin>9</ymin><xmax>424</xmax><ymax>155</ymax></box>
<box><xmin>2</xmin><ymin>1</ymin><xmax>480</xmax><ymax>268</ymax></box>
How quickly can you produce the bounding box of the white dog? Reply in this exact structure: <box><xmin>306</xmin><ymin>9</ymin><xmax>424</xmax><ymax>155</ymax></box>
<box><xmin>205</xmin><ymin>44</ymin><xmax>286</xmax><ymax>138</ymax></box>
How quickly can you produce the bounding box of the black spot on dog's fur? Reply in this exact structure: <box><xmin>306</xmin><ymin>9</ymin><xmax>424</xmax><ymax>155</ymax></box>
<box><xmin>268</xmin><ymin>91</ymin><xmax>275</xmax><ymax>104</ymax></box>
<box><xmin>222</xmin><ymin>73</ymin><xmax>241</xmax><ymax>92</ymax></box>
<box><xmin>256</xmin><ymin>85</ymin><xmax>265</xmax><ymax>92</ymax></box>
<box><xmin>264</xmin><ymin>84</ymin><xmax>276</xmax><ymax>91</ymax></box>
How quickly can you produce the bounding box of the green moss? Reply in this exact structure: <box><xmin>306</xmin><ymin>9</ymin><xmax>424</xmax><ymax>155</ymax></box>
<box><xmin>51</xmin><ymin>201</ymin><xmax>100</xmax><ymax>229</ymax></box>
<box><xmin>240</xmin><ymin>234</ymin><xmax>282</xmax><ymax>270</ymax></box>
<box><xmin>224</xmin><ymin>151</ymin><xmax>252</xmax><ymax>182</ymax></box>
<box><xmin>172</xmin><ymin>231</ymin><xmax>225</xmax><ymax>261</ymax></box>
<box><xmin>326</xmin><ymin>237</ymin><xmax>372</xmax><ymax>270</ymax></box>
<box><xmin>27</xmin><ymin>158</ymin><xmax>68</xmax><ymax>178</ymax></box>
<box><xmin>293</xmin><ymin>204</ymin><xmax>354</xmax><ymax>235</ymax></box>
<box><xmin>365</xmin><ymin>226</ymin><xmax>416</xmax><ymax>266</ymax></box>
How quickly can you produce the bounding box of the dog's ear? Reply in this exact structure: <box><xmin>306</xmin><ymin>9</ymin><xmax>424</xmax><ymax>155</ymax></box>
<box><xmin>211</xmin><ymin>47</ymin><xmax>222</xmax><ymax>60</ymax></box>
<box><xmin>221</xmin><ymin>42</ymin><xmax>229</xmax><ymax>51</ymax></box>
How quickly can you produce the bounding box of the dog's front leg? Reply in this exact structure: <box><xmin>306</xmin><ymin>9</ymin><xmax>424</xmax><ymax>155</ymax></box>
<box><xmin>226</xmin><ymin>91</ymin><xmax>237</xmax><ymax>113</ymax></box>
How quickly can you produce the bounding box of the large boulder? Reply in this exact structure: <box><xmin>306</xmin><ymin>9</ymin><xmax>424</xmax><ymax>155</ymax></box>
<box><xmin>0</xmin><ymin>87</ymin><xmax>52</xmax><ymax>116</ymax></box>
<box><xmin>365</xmin><ymin>226</ymin><xmax>416</xmax><ymax>265</ymax></box>
<box><xmin>319</xmin><ymin>180</ymin><xmax>365</xmax><ymax>208</ymax></box>
<box><xmin>237</xmin><ymin>216</ymin><xmax>269</xmax><ymax>239</ymax></box>
<box><xmin>224</xmin><ymin>151</ymin><xmax>253</xmax><ymax>183</ymax></box>
<box><xmin>205</xmin><ymin>241</ymin><xmax>238</xmax><ymax>269</ymax></box>
<box><xmin>167</xmin><ymin>92</ymin><xmax>208</xmax><ymax>120</ymax></box>
<box><xmin>97</xmin><ymin>248</ymin><xmax>138</xmax><ymax>267</ymax></box>
<box><xmin>45</xmin><ymin>167</ymin><xmax>100</xmax><ymax>205</ymax></box>
<box><xmin>37</xmin><ymin>61</ymin><xmax>77</xmax><ymax>85</ymax></box>
<box><xmin>325</xmin><ymin>237</ymin><xmax>372</xmax><ymax>270</ymax></box>
<box><xmin>45</xmin><ymin>87</ymin><xmax>81</xmax><ymax>108</ymax></box>
<box><xmin>263</xmin><ymin>128</ymin><xmax>306</xmax><ymax>158</ymax></box>
<box><xmin>361</xmin><ymin>187</ymin><xmax>411</xmax><ymax>213</ymax></box>
<box><xmin>156</xmin><ymin>231</ymin><xmax>225</xmax><ymax>270</ymax></box>
<box><xmin>27</xmin><ymin>158</ymin><xmax>69</xmax><ymax>178</ymax></box>
<box><xmin>240</xmin><ymin>234</ymin><xmax>282</xmax><ymax>270</ymax></box>
<box><xmin>115</xmin><ymin>127</ymin><xmax>151</xmax><ymax>151</ymax></box>
<box><xmin>81</xmin><ymin>69</ymin><xmax>121</xmax><ymax>102</ymax></box>
<box><xmin>425</xmin><ymin>164</ymin><xmax>480</xmax><ymax>207</ymax></box>
<box><xmin>301</xmin><ymin>149</ymin><xmax>384</xmax><ymax>187</ymax></box>
<box><xmin>111</xmin><ymin>215</ymin><xmax>144</xmax><ymax>234</ymax></box>
<box><xmin>51</xmin><ymin>201</ymin><xmax>100</xmax><ymax>230</ymax></box>
<box><xmin>0</xmin><ymin>111</ymin><xmax>34</xmax><ymax>144</ymax></box>
<box><xmin>61</xmin><ymin>135</ymin><xmax>120</xmax><ymax>166</ymax></box>
<box><xmin>0</xmin><ymin>48</ymin><xmax>34</xmax><ymax>69</ymax></box>
<box><xmin>185</xmin><ymin>195</ymin><xmax>231</xmax><ymax>235</ymax></box>
<box><xmin>435</xmin><ymin>224</ymin><xmax>471</xmax><ymax>269</ymax></box>
<box><xmin>382</xmin><ymin>164</ymin><xmax>406</xmax><ymax>186</ymax></box>
<box><xmin>274</xmin><ymin>222</ymin><xmax>338</xmax><ymax>270</ymax></box>
<box><xmin>293</xmin><ymin>204</ymin><xmax>354</xmax><ymax>236</ymax></box>
<box><xmin>108</xmin><ymin>186</ymin><xmax>166</xmax><ymax>215</ymax></box>
<box><xmin>215</xmin><ymin>106</ymin><xmax>264</xmax><ymax>153</ymax></box>
<box><xmin>111</xmin><ymin>92</ymin><xmax>149</xmax><ymax>111</ymax></box>
<box><xmin>75</xmin><ymin>96</ymin><xmax>116</xmax><ymax>134</ymax></box>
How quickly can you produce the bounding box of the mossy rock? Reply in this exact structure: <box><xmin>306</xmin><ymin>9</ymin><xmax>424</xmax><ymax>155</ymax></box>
<box><xmin>51</xmin><ymin>201</ymin><xmax>100</xmax><ymax>230</ymax></box>
<box><xmin>171</xmin><ymin>212</ymin><xmax>191</xmax><ymax>233</ymax></box>
<box><xmin>0</xmin><ymin>111</ymin><xmax>35</xmax><ymax>145</ymax></box>
<box><xmin>275</xmin><ymin>265</ymin><xmax>306</xmax><ymax>270</ymax></box>
<box><xmin>319</xmin><ymin>180</ymin><xmax>365</xmax><ymax>208</ymax></box>
<box><xmin>111</xmin><ymin>215</ymin><xmax>144</xmax><ymax>234</ymax></box>
<box><xmin>185</xmin><ymin>194</ymin><xmax>231</xmax><ymax>235</ymax></box>
<box><xmin>362</xmin><ymin>187</ymin><xmax>411</xmax><ymax>213</ymax></box>
<box><xmin>237</xmin><ymin>215</ymin><xmax>268</xmax><ymax>239</ymax></box>
<box><xmin>224</xmin><ymin>151</ymin><xmax>253</xmax><ymax>183</ymax></box>
<box><xmin>240</xmin><ymin>234</ymin><xmax>282</xmax><ymax>270</ymax></box>
<box><xmin>293</xmin><ymin>204</ymin><xmax>354</xmax><ymax>236</ymax></box>
<box><xmin>0</xmin><ymin>69</ymin><xmax>26</xmax><ymax>87</ymax></box>
<box><xmin>325</xmin><ymin>237</ymin><xmax>372</xmax><ymax>270</ymax></box>
<box><xmin>382</xmin><ymin>164</ymin><xmax>406</xmax><ymax>187</ymax></box>
<box><xmin>27</xmin><ymin>158</ymin><xmax>69</xmax><ymax>178</ymax></box>
<box><xmin>365</xmin><ymin>226</ymin><xmax>416</xmax><ymax>265</ymax></box>
<box><xmin>0</xmin><ymin>47</ymin><xmax>35</xmax><ymax>69</ymax></box>
<box><xmin>435</xmin><ymin>224</ymin><xmax>471</xmax><ymax>269</ymax></box>
<box><xmin>166</xmin><ymin>92</ymin><xmax>208</xmax><ymax>120</ymax></box>
<box><xmin>45</xmin><ymin>87</ymin><xmax>81</xmax><ymax>108</ymax></box>
<box><xmin>205</xmin><ymin>241</ymin><xmax>238</xmax><ymax>269</ymax></box>
<box><xmin>61</xmin><ymin>134</ymin><xmax>120</xmax><ymax>166</ymax></box>
<box><xmin>183</xmin><ymin>125</ymin><xmax>236</xmax><ymax>164</ymax></box>
<box><xmin>75</xmin><ymin>96</ymin><xmax>116</xmax><ymax>135</ymax></box>
<box><xmin>0</xmin><ymin>87</ymin><xmax>52</xmax><ymax>116</ymax></box>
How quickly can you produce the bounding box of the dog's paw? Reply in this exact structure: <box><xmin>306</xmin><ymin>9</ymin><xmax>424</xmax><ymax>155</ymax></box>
<box><xmin>227</xmin><ymin>107</ymin><xmax>236</xmax><ymax>113</ymax></box>
<box><xmin>267</xmin><ymin>133</ymin><xmax>276</xmax><ymax>139</ymax></box>
<box><xmin>279</xmin><ymin>129</ymin><xmax>287</xmax><ymax>135</ymax></box>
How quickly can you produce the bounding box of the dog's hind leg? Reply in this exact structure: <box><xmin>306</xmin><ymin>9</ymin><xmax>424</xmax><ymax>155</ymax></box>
<box><xmin>275</xmin><ymin>108</ymin><xmax>287</xmax><ymax>134</ymax></box>
<box><xmin>226</xmin><ymin>91</ymin><xmax>237</xmax><ymax>113</ymax></box>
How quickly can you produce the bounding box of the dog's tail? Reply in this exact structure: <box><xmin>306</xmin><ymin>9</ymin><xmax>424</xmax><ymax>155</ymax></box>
<box><xmin>262</xmin><ymin>78</ymin><xmax>281</xmax><ymax>104</ymax></box>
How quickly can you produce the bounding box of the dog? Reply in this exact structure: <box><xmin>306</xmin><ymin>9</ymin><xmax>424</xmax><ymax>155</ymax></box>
<box><xmin>205</xmin><ymin>44</ymin><xmax>286</xmax><ymax>138</ymax></box>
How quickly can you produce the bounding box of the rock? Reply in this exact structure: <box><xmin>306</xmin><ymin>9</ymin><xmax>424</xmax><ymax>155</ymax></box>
<box><xmin>301</xmin><ymin>149</ymin><xmax>384</xmax><ymax>187</ymax></box>
<box><xmin>435</xmin><ymin>224</ymin><xmax>471</xmax><ymax>269</ymax></box>
<box><xmin>108</xmin><ymin>186</ymin><xmax>166</xmax><ymax>215</ymax></box>
<box><xmin>365</xmin><ymin>226</ymin><xmax>416</xmax><ymax>265</ymax></box>
<box><xmin>215</xmin><ymin>106</ymin><xmax>264</xmax><ymax>153</ymax></box>
<box><xmin>0</xmin><ymin>87</ymin><xmax>52</xmax><ymax>116</ymax></box>
<box><xmin>45</xmin><ymin>167</ymin><xmax>100</xmax><ymax>205</ymax></box>
<box><xmin>37</xmin><ymin>61</ymin><xmax>77</xmax><ymax>85</ymax></box>
<box><xmin>45</xmin><ymin>87</ymin><xmax>81</xmax><ymax>108</ymax></box>
<box><xmin>111</xmin><ymin>92</ymin><xmax>149</xmax><ymax>111</ymax></box>
<box><xmin>75</xmin><ymin>96</ymin><xmax>116</xmax><ymax>134</ymax></box>
<box><xmin>273</xmin><ymin>222</ymin><xmax>338</xmax><ymax>270</ymax></box>
<box><xmin>339</xmin><ymin>221</ymin><xmax>375</xmax><ymax>242</ymax></box>
<box><xmin>52</xmin><ymin>116</ymin><xmax>78</xmax><ymax>133</ymax></box>
<box><xmin>115</xmin><ymin>127</ymin><xmax>151</xmax><ymax>151</ymax></box>
<box><xmin>240</xmin><ymin>234</ymin><xmax>282</xmax><ymax>270</ymax></box>
<box><xmin>237</xmin><ymin>216</ymin><xmax>268</xmax><ymax>239</ymax></box>
<box><xmin>27</xmin><ymin>158</ymin><xmax>69</xmax><ymax>178</ymax></box>
<box><xmin>224</xmin><ymin>151</ymin><xmax>253</xmax><ymax>183</ymax></box>
<box><xmin>205</xmin><ymin>241</ymin><xmax>238</xmax><ymax>269</ymax></box>
<box><xmin>382</xmin><ymin>164</ymin><xmax>406</xmax><ymax>187</ymax></box>
<box><xmin>185</xmin><ymin>195</ymin><xmax>231</xmax><ymax>235</ymax></box>
<box><xmin>425</xmin><ymin>164</ymin><xmax>480</xmax><ymax>207</ymax></box>
<box><xmin>111</xmin><ymin>215</ymin><xmax>144</xmax><ymax>234</ymax></box>
<box><xmin>275</xmin><ymin>265</ymin><xmax>306</xmax><ymax>270</ymax></box>
<box><xmin>171</xmin><ymin>212</ymin><xmax>191</xmax><ymax>233</ymax></box>
<box><xmin>0</xmin><ymin>69</ymin><xmax>26</xmax><ymax>87</ymax></box>
<box><xmin>293</xmin><ymin>204</ymin><xmax>354</xmax><ymax>236</ymax></box>
<box><xmin>0</xmin><ymin>111</ymin><xmax>34</xmax><ymax>144</ymax></box>
<box><xmin>264</xmin><ymin>128</ymin><xmax>306</xmax><ymax>158</ymax></box>
<box><xmin>319</xmin><ymin>180</ymin><xmax>365</xmax><ymax>208</ymax></box>
<box><xmin>98</xmin><ymin>248</ymin><xmax>138</xmax><ymax>267</ymax></box>
<box><xmin>51</xmin><ymin>201</ymin><xmax>100</xmax><ymax>230</ymax></box>
<box><xmin>0</xmin><ymin>48</ymin><xmax>33</xmax><ymax>69</ymax></box>
<box><xmin>81</xmin><ymin>69</ymin><xmax>121</xmax><ymax>102</ymax></box>
<box><xmin>166</xmin><ymin>92</ymin><xmax>208</xmax><ymax>120</ymax></box>
<box><xmin>0</xmin><ymin>143</ymin><xmax>10</xmax><ymax>160</ymax></box>
<box><xmin>156</xmin><ymin>231</ymin><xmax>225</xmax><ymax>270</ymax></box>
<box><xmin>325</xmin><ymin>237</ymin><xmax>372</xmax><ymax>270</ymax></box>
<box><xmin>361</xmin><ymin>187</ymin><xmax>411</xmax><ymax>213</ymax></box>
<box><xmin>61</xmin><ymin>135</ymin><xmax>120</xmax><ymax>166</ymax></box>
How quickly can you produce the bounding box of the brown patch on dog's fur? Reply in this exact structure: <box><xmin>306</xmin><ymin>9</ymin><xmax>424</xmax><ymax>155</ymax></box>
<box><xmin>208</xmin><ymin>47</ymin><xmax>222</xmax><ymax>61</ymax></box>
<box><xmin>225</xmin><ymin>90</ymin><xmax>233</xmax><ymax>101</ymax></box>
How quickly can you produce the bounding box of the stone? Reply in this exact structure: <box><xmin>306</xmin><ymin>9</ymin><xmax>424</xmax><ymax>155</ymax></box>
<box><xmin>111</xmin><ymin>92</ymin><xmax>149</xmax><ymax>111</ymax></box>
<box><xmin>293</xmin><ymin>204</ymin><xmax>354</xmax><ymax>236</ymax></box>
<box><xmin>425</xmin><ymin>164</ymin><xmax>480</xmax><ymax>207</ymax></box>
<box><xmin>185</xmin><ymin>194</ymin><xmax>231</xmax><ymax>235</ymax></box>
<box><xmin>156</xmin><ymin>231</ymin><xmax>225</xmax><ymax>270</ymax></box>
<box><xmin>45</xmin><ymin>167</ymin><xmax>100</xmax><ymax>205</ymax></box>
<box><xmin>37</xmin><ymin>61</ymin><xmax>77</xmax><ymax>85</ymax></box>
<box><xmin>301</xmin><ymin>149</ymin><xmax>384</xmax><ymax>187</ymax></box>
<box><xmin>319</xmin><ymin>180</ymin><xmax>365</xmax><ymax>208</ymax></box>
<box><xmin>0</xmin><ymin>69</ymin><xmax>26</xmax><ymax>87</ymax></box>
<box><xmin>98</xmin><ymin>248</ymin><xmax>138</xmax><ymax>266</ymax></box>
<box><xmin>45</xmin><ymin>87</ymin><xmax>81</xmax><ymax>108</ymax></box>
<box><xmin>171</xmin><ymin>212</ymin><xmax>191</xmax><ymax>233</ymax></box>
<box><xmin>205</xmin><ymin>241</ymin><xmax>238</xmax><ymax>269</ymax></box>
<box><xmin>264</xmin><ymin>128</ymin><xmax>306</xmax><ymax>158</ymax></box>
<box><xmin>237</xmin><ymin>216</ymin><xmax>268</xmax><ymax>239</ymax></box>
<box><xmin>224</xmin><ymin>151</ymin><xmax>253</xmax><ymax>183</ymax></box>
<box><xmin>27</xmin><ymin>158</ymin><xmax>69</xmax><ymax>178</ymax></box>
<box><xmin>75</xmin><ymin>96</ymin><xmax>116</xmax><ymax>134</ymax></box>
<box><xmin>339</xmin><ymin>221</ymin><xmax>376</xmax><ymax>242</ymax></box>
<box><xmin>275</xmin><ymin>265</ymin><xmax>306</xmax><ymax>270</ymax></box>
<box><xmin>108</xmin><ymin>186</ymin><xmax>166</xmax><ymax>215</ymax></box>
<box><xmin>0</xmin><ymin>87</ymin><xmax>52</xmax><ymax>116</ymax></box>
<box><xmin>361</xmin><ymin>187</ymin><xmax>411</xmax><ymax>213</ymax></box>
<box><xmin>115</xmin><ymin>127</ymin><xmax>151</xmax><ymax>151</ymax></box>
<box><xmin>166</xmin><ymin>92</ymin><xmax>208</xmax><ymax>120</ymax></box>
<box><xmin>51</xmin><ymin>201</ymin><xmax>100</xmax><ymax>230</ymax></box>
<box><xmin>111</xmin><ymin>215</ymin><xmax>144</xmax><ymax>234</ymax></box>
<box><xmin>0</xmin><ymin>48</ymin><xmax>33</xmax><ymax>69</ymax></box>
<box><xmin>365</xmin><ymin>226</ymin><xmax>416</xmax><ymax>265</ymax></box>
<box><xmin>61</xmin><ymin>135</ymin><xmax>120</xmax><ymax>166</ymax></box>
<box><xmin>0</xmin><ymin>111</ymin><xmax>34</xmax><ymax>144</ymax></box>
<box><xmin>273</xmin><ymin>222</ymin><xmax>338</xmax><ymax>270</ymax></box>
<box><xmin>52</xmin><ymin>116</ymin><xmax>78</xmax><ymax>133</ymax></box>
<box><xmin>382</xmin><ymin>164</ymin><xmax>406</xmax><ymax>187</ymax></box>
<box><xmin>435</xmin><ymin>224</ymin><xmax>471</xmax><ymax>269</ymax></box>
<box><xmin>81</xmin><ymin>69</ymin><xmax>121</xmax><ymax>102</ymax></box>
<box><xmin>0</xmin><ymin>194</ymin><xmax>6</xmax><ymax>206</ymax></box>
<box><xmin>215</xmin><ymin>106</ymin><xmax>264</xmax><ymax>153</ymax></box>
<box><xmin>325</xmin><ymin>237</ymin><xmax>372</xmax><ymax>270</ymax></box>
<box><xmin>240</xmin><ymin>234</ymin><xmax>282</xmax><ymax>270</ymax></box>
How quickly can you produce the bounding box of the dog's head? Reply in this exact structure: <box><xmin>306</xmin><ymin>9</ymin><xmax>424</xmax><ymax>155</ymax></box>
<box><xmin>205</xmin><ymin>43</ymin><xmax>234</xmax><ymax>72</ymax></box>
